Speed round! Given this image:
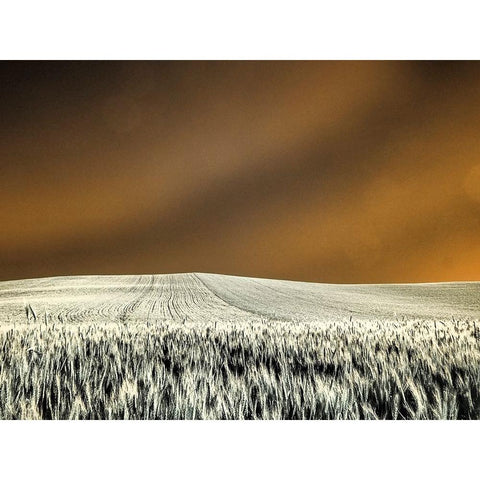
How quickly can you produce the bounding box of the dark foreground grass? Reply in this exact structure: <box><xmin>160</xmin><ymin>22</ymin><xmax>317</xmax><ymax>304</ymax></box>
<box><xmin>0</xmin><ymin>318</ymin><xmax>479</xmax><ymax>419</ymax></box>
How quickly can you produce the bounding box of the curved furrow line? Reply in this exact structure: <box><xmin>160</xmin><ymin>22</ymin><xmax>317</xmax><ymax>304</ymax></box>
<box><xmin>188</xmin><ymin>274</ymin><xmax>264</xmax><ymax>324</ymax></box>
<box><xmin>100</xmin><ymin>276</ymin><xmax>154</xmax><ymax>320</ymax></box>
<box><xmin>149</xmin><ymin>275</ymin><xmax>167</xmax><ymax>321</ymax></box>
<box><xmin>53</xmin><ymin>276</ymin><xmax>149</xmax><ymax>322</ymax></box>
<box><xmin>173</xmin><ymin>274</ymin><xmax>194</xmax><ymax>321</ymax></box>
<box><xmin>61</xmin><ymin>282</ymin><xmax>129</xmax><ymax>321</ymax></box>
<box><xmin>116</xmin><ymin>275</ymin><xmax>155</xmax><ymax>320</ymax></box>
<box><xmin>163</xmin><ymin>276</ymin><xmax>176</xmax><ymax>321</ymax></box>
<box><xmin>129</xmin><ymin>274</ymin><xmax>166</xmax><ymax>321</ymax></box>
<box><xmin>193</xmin><ymin>273</ymin><xmax>266</xmax><ymax>323</ymax></box>
<box><xmin>187</xmin><ymin>275</ymin><xmax>207</xmax><ymax>316</ymax></box>
<box><xmin>168</xmin><ymin>275</ymin><xmax>187</xmax><ymax>322</ymax></box>
<box><xmin>169</xmin><ymin>274</ymin><xmax>206</xmax><ymax>322</ymax></box>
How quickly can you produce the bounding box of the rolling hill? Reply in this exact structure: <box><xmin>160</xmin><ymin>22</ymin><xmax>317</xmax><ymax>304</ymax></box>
<box><xmin>1</xmin><ymin>273</ymin><xmax>478</xmax><ymax>323</ymax></box>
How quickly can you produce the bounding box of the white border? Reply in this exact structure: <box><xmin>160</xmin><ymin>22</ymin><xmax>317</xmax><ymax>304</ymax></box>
<box><xmin>1</xmin><ymin>3</ymin><xmax>479</xmax><ymax>478</ymax></box>
<box><xmin>0</xmin><ymin>421</ymin><xmax>478</xmax><ymax>479</ymax></box>
<box><xmin>1</xmin><ymin>1</ymin><xmax>479</xmax><ymax>59</ymax></box>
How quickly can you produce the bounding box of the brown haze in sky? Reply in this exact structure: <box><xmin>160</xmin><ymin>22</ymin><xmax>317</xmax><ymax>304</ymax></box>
<box><xmin>1</xmin><ymin>61</ymin><xmax>480</xmax><ymax>283</ymax></box>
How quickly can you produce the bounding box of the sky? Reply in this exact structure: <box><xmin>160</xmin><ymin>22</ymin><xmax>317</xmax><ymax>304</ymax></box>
<box><xmin>1</xmin><ymin>61</ymin><xmax>480</xmax><ymax>283</ymax></box>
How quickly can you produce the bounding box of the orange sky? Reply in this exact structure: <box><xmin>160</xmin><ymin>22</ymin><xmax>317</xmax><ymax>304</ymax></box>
<box><xmin>1</xmin><ymin>61</ymin><xmax>480</xmax><ymax>283</ymax></box>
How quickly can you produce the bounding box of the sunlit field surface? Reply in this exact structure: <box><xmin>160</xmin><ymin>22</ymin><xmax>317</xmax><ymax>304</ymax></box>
<box><xmin>1</xmin><ymin>274</ymin><xmax>479</xmax><ymax>419</ymax></box>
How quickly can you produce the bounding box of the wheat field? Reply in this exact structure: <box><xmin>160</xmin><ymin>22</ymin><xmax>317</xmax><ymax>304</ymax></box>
<box><xmin>0</xmin><ymin>273</ymin><xmax>479</xmax><ymax>419</ymax></box>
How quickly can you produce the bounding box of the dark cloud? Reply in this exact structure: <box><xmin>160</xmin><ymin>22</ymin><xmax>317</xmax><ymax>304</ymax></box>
<box><xmin>1</xmin><ymin>61</ymin><xmax>480</xmax><ymax>282</ymax></box>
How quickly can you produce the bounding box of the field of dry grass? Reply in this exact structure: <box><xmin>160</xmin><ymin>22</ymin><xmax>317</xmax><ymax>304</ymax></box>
<box><xmin>1</xmin><ymin>317</ymin><xmax>480</xmax><ymax>419</ymax></box>
<box><xmin>0</xmin><ymin>274</ymin><xmax>479</xmax><ymax>419</ymax></box>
